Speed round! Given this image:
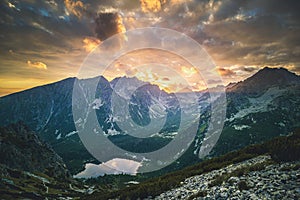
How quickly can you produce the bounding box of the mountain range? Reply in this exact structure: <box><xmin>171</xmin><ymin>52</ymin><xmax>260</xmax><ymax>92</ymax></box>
<box><xmin>0</xmin><ymin>67</ymin><xmax>299</xmax><ymax>175</ymax></box>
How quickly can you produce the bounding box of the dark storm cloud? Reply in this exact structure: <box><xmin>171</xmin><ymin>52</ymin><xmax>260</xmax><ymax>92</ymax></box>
<box><xmin>183</xmin><ymin>0</ymin><xmax>300</xmax><ymax>74</ymax></box>
<box><xmin>94</xmin><ymin>12</ymin><xmax>123</xmax><ymax>41</ymax></box>
<box><xmin>0</xmin><ymin>0</ymin><xmax>92</xmax><ymax>51</ymax></box>
<box><xmin>213</xmin><ymin>0</ymin><xmax>246</xmax><ymax>21</ymax></box>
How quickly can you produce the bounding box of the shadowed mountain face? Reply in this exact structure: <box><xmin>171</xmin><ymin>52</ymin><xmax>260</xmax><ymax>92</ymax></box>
<box><xmin>227</xmin><ymin>67</ymin><xmax>300</xmax><ymax>96</ymax></box>
<box><xmin>0</xmin><ymin>122</ymin><xmax>70</xmax><ymax>180</ymax></box>
<box><xmin>0</xmin><ymin>67</ymin><xmax>299</xmax><ymax>174</ymax></box>
<box><xmin>212</xmin><ymin>68</ymin><xmax>300</xmax><ymax>156</ymax></box>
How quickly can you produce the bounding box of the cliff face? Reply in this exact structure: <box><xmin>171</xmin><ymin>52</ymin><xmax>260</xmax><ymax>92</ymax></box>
<box><xmin>0</xmin><ymin>122</ymin><xmax>70</xmax><ymax>180</ymax></box>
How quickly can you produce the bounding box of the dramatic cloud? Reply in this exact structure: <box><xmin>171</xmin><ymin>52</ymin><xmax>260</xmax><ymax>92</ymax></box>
<box><xmin>217</xmin><ymin>67</ymin><xmax>235</xmax><ymax>77</ymax></box>
<box><xmin>94</xmin><ymin>12</ymin><xmax>126</xmax><ymax>41</ymax></box>
<box><xmin>82</xmin><ymin>37</ymin><xmax>101</xmax><ymax>52</ymax></box>
<box><xmin>64</xmin><ymin>0</ymin><xmax>85</xmax><ymax>18</ymax></box>
<box><xmin>140</xmin><ymin>0</ymin><xmax>166</xmax><ymax>13</ymax></box>
<box><xmin>27</xmin><ymin>61</ymin><xmax>47</xmax><ymax>70</ymax></box>
<box><xmin>0</xmin><ymin>0</ymin><xmax>299</xmax><ymax>95</ymax></box>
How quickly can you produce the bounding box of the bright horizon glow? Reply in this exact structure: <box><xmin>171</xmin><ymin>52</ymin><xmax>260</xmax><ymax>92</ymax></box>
<box><xmin>1</xmin><ymin>65</ymin><xmax>297</xmax><ymax>97</ymax></box>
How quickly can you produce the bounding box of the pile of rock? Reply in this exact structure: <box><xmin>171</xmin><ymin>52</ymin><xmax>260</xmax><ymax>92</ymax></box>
<box><xmin>151</xmin><ymin>155</ymin><xmax>300</xmax><ymax>200</ymax></box>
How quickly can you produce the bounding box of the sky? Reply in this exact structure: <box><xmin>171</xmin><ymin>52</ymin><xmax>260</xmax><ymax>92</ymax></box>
<box><xmin>0</xmin><ymin>0</ymin><xmax>299</xmax><ymax>96</ymax></box>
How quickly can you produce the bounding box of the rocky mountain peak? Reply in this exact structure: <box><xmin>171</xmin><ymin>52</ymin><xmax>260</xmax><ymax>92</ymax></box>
<box><xmin>252</xmin><ymin>67</ymin><xmax>299</xmax><ymax>84</ymax></box>
<box><xmin>227</xmin><ymin>67</ymin><xmax>300</xmax><ymax>95</ymax></box>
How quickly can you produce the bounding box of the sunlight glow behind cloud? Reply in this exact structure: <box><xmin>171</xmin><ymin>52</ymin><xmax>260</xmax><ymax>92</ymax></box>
<box><xmin>82</xmin><ymin>37</ymin><xmax>101</xmax><ymax>52</ymax></box>
<box><xmin>140</xmin><ymin>0</ymin><xmax>165</xmax><ymax>13</ymax></box>
<box><xmin>27</xmin><ymin>61</ymin><xmax>47</xmax><ymax>70</ymax></box>
<box><xmin>181</xmin><ymin>66</ymin><xmax>197</xmax><ymax>77</ymax></box>
<box><xmin>64</xmin><ymin>0</ymin><xmax>85</xmax><ymax>18</ymax></box>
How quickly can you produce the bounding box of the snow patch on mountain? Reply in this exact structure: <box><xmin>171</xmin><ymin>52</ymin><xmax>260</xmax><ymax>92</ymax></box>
<box><xmin>233</xmin><ymin>125</ymin><xmax>251</xmax><ymax>130</ymax></box>
<box><xmin>75</xmin><ymin>118</ymin><xmax>82</xmax><ymax>124</ymax></box>
<box><xmin>65</xmin><ymin>131</ymin><xmax>78</xmax><ymax>137</ymax></box>
<box><xmin>227</xmin><ymin>87</ymin><xmax>286</xmax><ymax>122</ymax></box>
<box><xmin>150</xmin><ymin>132</ymin><xmax>178</xmax><ymax>139</ymax></box>
<box><xmin>40</xmin><ymin>99</ymin><xmax>54</xmax><ymax>130</ymax></box>
<box><xmin>56</xmin><ymin>133</ymin><xmax>62</xmax><ymax>140</ymax></box>
<box><xmin>149</xmin><ymin>103</ymin><xmax>167</xmax><ymax>118</ymax></box>
<box><xmin>106</xmin><ymin>128</ymin><xmax>120</xmax><ymax>136</ymax></box>
<box><xmin>91</xmin><ymin>98</ymin><xmax>103</xmax><ymax>110</ymax></box>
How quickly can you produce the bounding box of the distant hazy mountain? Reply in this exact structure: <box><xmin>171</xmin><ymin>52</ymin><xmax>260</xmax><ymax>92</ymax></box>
<box><xmin>0</xmin><ymin>67</ymin><xmax>299</xmax><ymax>174</ymax></box>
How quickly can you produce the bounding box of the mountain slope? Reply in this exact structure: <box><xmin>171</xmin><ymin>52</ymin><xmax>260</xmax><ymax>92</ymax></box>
<box><xmin>0</xmin><ymin>77</ymin><xmax>102</xmax><ymax>173</ymax></box>
<box><xmin>0</xmin><ymin>67</ymin><xmax>299</xmax><ymax>175</ymax></box>
<box><xmin>206</xmin><ymin>67</ymin><xmax>300</xmax><ymax>156</ymax></box>
<box><xmin>0</xmin><ymin>122</ymin><xmax>70</xmax><ymax>179</ymax></box>
<box><xmin>0</xmin><ymin>122</ymin><xmax>102</xmax><ymax>199</ymax></box>
<box><xmin>227</xmin><ymin>67</ymin><xmax>300</xmax><ymax>95</ymax></box>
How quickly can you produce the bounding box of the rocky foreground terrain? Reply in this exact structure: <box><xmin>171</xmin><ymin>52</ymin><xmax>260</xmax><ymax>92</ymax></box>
<box><xmin>152</xmin><ymin>155</ymin><xmax>300</xmax><ymax>200</ymax></box>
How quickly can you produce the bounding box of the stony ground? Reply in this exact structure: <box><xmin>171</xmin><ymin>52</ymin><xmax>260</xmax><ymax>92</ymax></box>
<box><xmin>150</xmin><ymin>155</ymin><xmax>300</xmax><ymax>200</ymax></box>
